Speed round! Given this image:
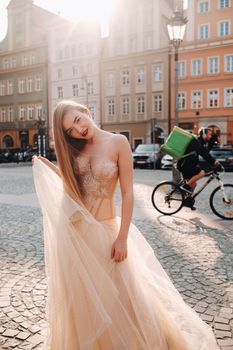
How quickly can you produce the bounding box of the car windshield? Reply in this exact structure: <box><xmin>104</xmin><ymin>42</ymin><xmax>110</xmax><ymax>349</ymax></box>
<box><xmin>135</xmin><ymin>144</ymin><xmax>160</xmax><ymax>153</ymax></box>
<box><xmin>210</xmin><ymin>149</ymin><xmax>233</xmax><ymax>158</ymax></box>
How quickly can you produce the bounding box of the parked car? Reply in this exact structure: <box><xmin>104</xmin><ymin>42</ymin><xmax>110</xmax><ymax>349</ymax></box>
<box><xmin>160</xmin><ymin>154</ymin><xmax>173</xmax><ymax>170</ymax></box>
<box><xmin>133</xmin><ymin>144</ymin><xmax>162</xmax><ymax>169</ymax></box>
<box><xmin>199</xmin><ymin>147</ymin><xmax>233</xmax><ymax>172</ymax></box>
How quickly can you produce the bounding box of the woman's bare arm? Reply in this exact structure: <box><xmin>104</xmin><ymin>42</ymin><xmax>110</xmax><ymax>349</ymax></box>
<box><xmin>111</xmin><ymin>135</ymin><xmax>134</xmax><ymax>262</ymax></box>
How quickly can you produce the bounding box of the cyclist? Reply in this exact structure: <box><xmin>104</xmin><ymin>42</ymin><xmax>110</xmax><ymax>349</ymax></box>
<box><xmin>177</xmin><ymin>127</ymin><xmax>220</xmax><ymax>197</ymax></box>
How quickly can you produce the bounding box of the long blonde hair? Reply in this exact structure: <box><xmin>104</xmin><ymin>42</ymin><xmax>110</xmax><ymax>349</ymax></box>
<box><xmin>53</xmin><ymin>100</ymin><xmax>91</xmax><ymax>200</ymax></box>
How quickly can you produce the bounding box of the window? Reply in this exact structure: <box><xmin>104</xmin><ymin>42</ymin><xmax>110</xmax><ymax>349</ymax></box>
<box><xmin>191</xmin><ymin>91</ymin><xmax>202</xmax><ymax>109</ymax></box>
<box><xmin>154</xmin><ymin>94</ymin><xmax>163</xmax><ymax>112</ymax></box>
<box><xmin>177</xmin><ymin>92</ymin><xmax>186</xmax><ymax>110</ymax></box>
<box><xmin>192</xmin><ymin>59</ymin><xmax>202</xmax><ymax>76</ymax></box>
<box><xmin>106</xmin><ymin>73</ymin><xmax>114</xmax><ymax>88</ymax></box>
<box><xmin>87</xmin><ymin>63</ymin><xmax>93</xmax><ymax>75</ymax></box>
<box><xmin>144</xmin><ymin>35</ymin><xmax>152</xmax><ymax>50</ymax></box>
<box><xmin>200</xmin><ymin>24</ymin><xmax>209</xmax><ymax>39</ymax></box>
<box><xmin>3</xmin><ymin>59</ymin><xmax>9</xmax><ymax>69</ymax></box>
<box><xmin>8</xmin><ymin>107</ymin><xmax>14</xmax><ymax>122</ymax></box>
<box><xmin>178</xmin><ymin>61</ymin><xmax>186</xmax><ymax>78</ymax></box>
<box><xmin>18</xmin><ymin>79</ymin><xmax>25</xmax><ymax>94</ymax></box>
<box><xmin>225</xmin><ymin>88</ymin><xmax>233</xmax><ymax>107</ymax></box>
<box><xmin>88</xmin><ymin>105</ymin><xmax>95</xmax><ymax>118</ymax></box>
<box><xmin>129</xmin><ymin>38</ymin><xmax>137</xmax><ymax>53</ymax></box>
<box><xmin>219</xmin><ymin>21</ymin><xmax>230</xmax><ymax>36</ymax></box>
<box><xmin>11</xmin><ymin>56</ymin><xmax>16</xmax><ymax>68</ymax></box>
<box><xmin>219</xmin><ymin>0</ymin><xmax>230</xmax><ymax>8</ymax></box>
<box><xmin>122</xmin><ymin>97</ymin><xmax>130</xmax><ymax>115</ymax></box>
<box><xmin>87</xmin><ymin>82</ymin><xmax>94</xmax><ymax>95</ymax></box>
<box><xmin>57</xmin><ymin>68</ymin><xmax>62</xmax><ymax>79</ymax></box>
<box><xmin>200</xmin><ymin>1</ymin><xmax>209</xmax><ymax>12</ymax></box>
<box><xmin>27</xmin><ymin>77</ymin><xmax>33</xmax><ymax>92</ymax></box>
<box><xmin>72</xmin><ymin>65</ymin><xmax>78</xmax><ymax>76</ymax></box>
<box><xmin>29</xmin><ymin>55</ymin><xmax>35</xmax><ymax>65</ymax></box>
<box><xmin>0</xmin><ymin>82</ymin><xmax>6</xmax><ymax>96</ymax></box>
<box><xmin>208</xmin><ymin>57</ymin><xmax>219</xmax><ymax>74</ymax></box>
<box><xmin>1</xmin><ymin>108</ymin><xmax>6</xmax><ymax>122</ymax></box>
<box><xmin>7</xmin><ymin>81</ymin><xmax>14</xmax><ymax>95</ymax></box>
<box><xmin>35</xmin><ymin>104</ymin><xmax>43</xmax><ymax>119</ymax></box>
<box><xmin>22</xmin><ymin>55</ymin><xmax>28</xmax><ymax>66</ymax></box>
<box><xmin>208</xmin><ymin>89</ymin><xmax>219</xmax><ymax>107</ymax></box>
<box><xmin>107</xmin><ymin>99</ymin><xmax>115</xmax><ymax>115</ymax></box>
<box><xmin>136</xmin><ymin>67</ymin><xmax>145</xmax><ymax>84</ymax></box>
<box><xmin>27</xmin><ymin>105</ymin><xmax>34</xmax><ymax>120</ymax></box>
<box><xmin>122</xmin><ymin>70</ymin><xmax>130</xmax><ymax>86</ymax></box>
<box><xmin>19</xmin><ymin>106</ymin><xmax>26</xmax><ymax>120</ymax></box>
<box><xmin>137</xmin><ymin>96</ymin><xmax>145</xmax><ymax>114</ymax></box>
<box><xmin>225</xmin><ymin>55</ymin><xmax>233</xmax><ymax>72</ymax></box>
<box><xmin>153</xmin><ymin>63</ymin><xmax>163</xmax><ymax>82</ymax></box>
<box><xmin>35</xmin><ymin>75</ymin><xmax>42</xmax><ymax>91</ymax></box>
<box><xmin>71</xmin><ymin>45</ymin><xmax>76</xmax><ymax>57</ymax></box>
<box><xmin>72</xmin><ymin>84</ymin><xmax>79</xmax><ymax>97</ymax></box>
<box><xmin>57</xmin><ymin>86</ymin><xmax>63</xmax><ymax>98</ymax></box>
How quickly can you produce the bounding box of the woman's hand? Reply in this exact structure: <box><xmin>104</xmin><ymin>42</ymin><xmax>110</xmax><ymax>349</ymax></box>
<box><xmin>111</xmin><ymin>237</ymin><xmax>128</xmax><ymax>263</ymax></box>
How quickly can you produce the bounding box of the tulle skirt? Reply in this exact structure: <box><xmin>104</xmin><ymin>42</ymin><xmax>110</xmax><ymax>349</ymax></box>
<box><xmin>33</xmin><ymin>159</ymin><xmax>219</xmax><ymax>350</ymax></box>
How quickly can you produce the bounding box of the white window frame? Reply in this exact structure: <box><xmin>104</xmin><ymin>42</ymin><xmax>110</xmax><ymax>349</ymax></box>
<box><xmin>57</xmin><ymin>68</ymin><xmax>62</xmax><ymax>79</ymax></box>
<box><xmin>107</xmin><ymin>99</ymin><xmax>115</xmax><ymax>116</ymax></box>
<box><xmin>144</xmin><ymin>35</ymin><xmax>152</xmax><ymax>50</ymax></box>
<box><xmin>27</xmin><ymin>77</ymin><xmax>33</xmax><ymax>93</ymax></box>
<box><xmin>87</xmin><ymin>81</ymin><xmax>94</xmax><ymax>95</ymax></box>
<box><xmin>8</xmin><ymin>106</ymin><xmax>14</xmax><ymax>122</ymax></box>
<box><xmin>121</xmin><ymin>70</ymin><xmax>130</xmax><ymax>86</ymax></box>
<box><xmin>199</xmin><ymin>1</ymin><xmax>209</xmax><ymax>13</ymax></box>
<box><xmin>121</xmin><ymin>96</ymin><xmax>130</xmax><ymax>115</ymax></box>
<box><xmin>136</xmin><ymin>67</ymin><xmax>145</xmax><ymax>84</ymax></box>
<box><xmin>72</xmin><ymin>84</ymin><xmax>79</xmax><ymax>97</ymax></box>
<box><xmin>57</xmin><ymin>86</ymin><xmax>63</xmax><ymax>98</ymax></box>
<box><xmin>22</xmin><ymin>55</ymin><xmax>28</xmax><ymax>66</ymax></box>
<box><xmin>224</xmin><ymin>87</ymin><xmax>233</xmax><ymax>107</ymax></box>
<box><xmin>106</xmin><ymin>73</ymin><xmax>115</xmax><ymax>88</ymax></box>
<box><xmin>7</xmin><ymin>80</ymin><xmax>14</xmax><ymax>95</ymax></box>
<box><xmin>1</xmin><ymin>107</ymin><xmax>6</xmax><ymax>122</ymax></box>
<box><xmin>218</xmin><ymin>20</ymin><xmax>231</xmax><ymax>36</ymax></box>
<box><xmin>199</xmin><ymin>24</ymin><xmax>209</xmax><ymax>39</ymax></box>
<box><xmin>177</xmin><ymin>92</ymin><xmax>187</xmax><ymax>110</ymax></box>
<box><xmin>3</xmin><ymin>58</ymin><xmax>9</xmax><ymax>70</ymax></box>
<box><xmin>11</xmin><ymin>56</ymin><xmax>16</xmax><ymax>68</ymax></box>
<box><xmin>153</xmin><ymin>94</ymin><xmax>163</xmax><ymax>112</ymax></box>
<box><xmin>178</xmin><ymin>61</ymin><xmax>186</xmax><ymax>78</ymax></box>
<box><xmin>72</xmin><ymin>65</ymin><xmax>78</xmax><ymax>76</ymax></box>
<box><xmin>224</xmin><ymin>54</ymin><xmax>233</xmax><ymax>72</ymax></box>
<box><xmin>0</xmin><ymin>81</ymin><xmax>6</xmax><ymax>96</ymax></box>
<box><xmin>18</xmin><ymin>79</ymin><xmax>25</xmax><ymax>94</ymax></box>
<box><xmin>136</xmin><ymin>95</ymin><xmax>145</xmax><ymax>114</ymax></box>
<box><xmin>191</xmin><ymin>90</ymin><xmax>203</xmax><ymax>109</ymax></box>
<box><xmin>35</xmin><ymin>75</ymin><xmax>42</xmax><ymax>91</ymax></box>
<box><xmin>218</xmin><ymin>0</ymin><xmax>231</xmax><ymax>8</ymax></box>
<box><xmin>208</xmin><ymin>56</ymin><xmax>220</xmax><ymax>74</ymax></box>
<box><xmin>153</xmin><ymin>63</ymin><xmax>163</xmax><ymax>82</ymax></box>
<box><xmin>191</xmin><ymin>58</ymin><xmax>203</xmax><ymax>76</ymax></box>
<box><xmin>27</xmin><ymin>105</ymin><xmax>34</xmax><ymax>120</ymax></box>
<box><xmin>208</xmin><ymin>89</ymin><xmax>219</xmax><ymax>108</ymax></box>
<box><xmin>35</xmin><ymin>104</ymin><xmax>43</xmax><ymax>119</ymax></box>
<box><xmin>19</xmin><ymin>106</ymin><xmax>26</xmax><ymax>120</ymax></box>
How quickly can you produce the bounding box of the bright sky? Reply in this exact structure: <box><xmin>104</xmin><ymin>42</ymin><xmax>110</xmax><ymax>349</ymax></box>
<box><xmin>0</xmin><ymin>0</ymin><xmax>118</xmax><ymax>41</ymax></box>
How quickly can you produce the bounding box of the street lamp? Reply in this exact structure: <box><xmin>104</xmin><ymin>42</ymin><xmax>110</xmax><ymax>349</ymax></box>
<box><xmin>167</xmin><ymin>8</ymin><xmax>187</xmax><ymax>127</ymax></box>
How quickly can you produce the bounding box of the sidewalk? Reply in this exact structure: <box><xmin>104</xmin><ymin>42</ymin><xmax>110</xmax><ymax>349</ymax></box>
<box><xmin>0</xmin><ymin>165</ymin><xmax>232</xmax><ymax>349</ymax></box>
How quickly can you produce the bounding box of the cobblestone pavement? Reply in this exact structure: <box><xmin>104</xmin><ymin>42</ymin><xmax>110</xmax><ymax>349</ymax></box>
<box><xmin>0</xmin><ymin>163</ymin><xmax>233</xmax><ymax>349</ymax></box>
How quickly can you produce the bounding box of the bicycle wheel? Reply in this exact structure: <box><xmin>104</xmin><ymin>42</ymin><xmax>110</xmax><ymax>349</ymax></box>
<box><xmin>210</xmin><ymin>184</ymin><xmax>233</xmax><ymax>220</ymax></box>
<box><xmin>151</xmin><ymin>181</ymin><xmax>184</xmax><ymax>215</ymax></box>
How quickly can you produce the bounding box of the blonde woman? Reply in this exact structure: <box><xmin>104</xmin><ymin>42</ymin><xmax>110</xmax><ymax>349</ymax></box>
<box><xmin>33</xmin><ymin>100</ymin><xmax>219</xmax><ymax>350</ymax></box>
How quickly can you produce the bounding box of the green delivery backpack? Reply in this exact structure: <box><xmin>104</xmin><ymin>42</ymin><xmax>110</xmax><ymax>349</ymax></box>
<box><xmin>160</xmin><ymin>126</ymin><xmax>196</xmax><ymax>160</ymax></box>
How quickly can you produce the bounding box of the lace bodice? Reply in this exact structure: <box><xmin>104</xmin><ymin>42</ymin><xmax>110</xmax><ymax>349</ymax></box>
<box><xmin>74</xmin><ymin>156</ymin><xmax>119</xmax><ymax>220</ymax></box>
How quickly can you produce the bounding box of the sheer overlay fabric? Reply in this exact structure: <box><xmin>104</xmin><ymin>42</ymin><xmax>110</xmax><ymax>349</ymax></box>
<box><xmin>33</xmin><ymin>158</ymin><xmax>219</xmax><ymax>350</ymax></box>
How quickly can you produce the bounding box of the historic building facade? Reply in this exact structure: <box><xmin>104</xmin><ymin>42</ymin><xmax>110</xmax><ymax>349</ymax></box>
<box><xmin>0</xmin><ymin>0</ymin><xmax>61</xmax><ymax>150</ymax></box>
<box><xmin>171</xmin><ymin>0</ymin><xmax>233</xmax><ymax>145</ymax></box>
<box><xmin>101</xmin><ymin>0</ymin><xmax>175</xmax><ymax>149</ymax></box>
<box><xmin>48</xmin><ymin>21</ymin><xmax>102</xmax><ymax>135</ymax></box>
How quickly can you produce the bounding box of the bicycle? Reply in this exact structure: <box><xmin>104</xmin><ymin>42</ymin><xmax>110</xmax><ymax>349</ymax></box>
<box><xmin>151</xmin><ymin>167</ymin><xmax>233</xmax><ymax>220</ymax></box>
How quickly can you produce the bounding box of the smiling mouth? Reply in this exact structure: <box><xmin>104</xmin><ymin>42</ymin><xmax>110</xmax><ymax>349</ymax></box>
<box><xmin>81</xmin><ymin>129</ymin><xmax>88</xmax><ymax>137</ymax></box>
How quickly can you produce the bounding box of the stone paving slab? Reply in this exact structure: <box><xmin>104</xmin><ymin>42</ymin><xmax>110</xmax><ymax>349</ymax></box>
<box><xmin>0</xmin><ymin>164</ymin><xmax>232</xmax><ymax>349</ymax></box>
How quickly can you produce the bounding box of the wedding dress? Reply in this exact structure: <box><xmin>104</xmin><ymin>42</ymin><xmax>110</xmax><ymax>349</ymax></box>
<box><xmin>33</xmin><ymin>157</ymin><xmax>219</xmax><ymax>350</ymax></box>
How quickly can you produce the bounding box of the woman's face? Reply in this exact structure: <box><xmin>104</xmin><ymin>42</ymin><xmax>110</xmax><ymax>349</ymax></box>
<box><xmin>63</xmin><ymin>109</ymin><xmax>95</xmax><ymax>140</ymax></box>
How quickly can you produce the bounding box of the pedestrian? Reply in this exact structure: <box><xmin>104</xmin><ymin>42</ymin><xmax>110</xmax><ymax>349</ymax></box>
<box><xmin>33</xmin><ymin>100</ymin><xmax>219</xmax><ymax>350</ymax></box>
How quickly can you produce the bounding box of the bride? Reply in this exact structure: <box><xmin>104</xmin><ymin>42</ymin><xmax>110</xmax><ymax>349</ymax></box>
<box><xmin>33</xmin><ymin>100</ymin><xmax>219</xmax><ymax>350</ymax></box>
